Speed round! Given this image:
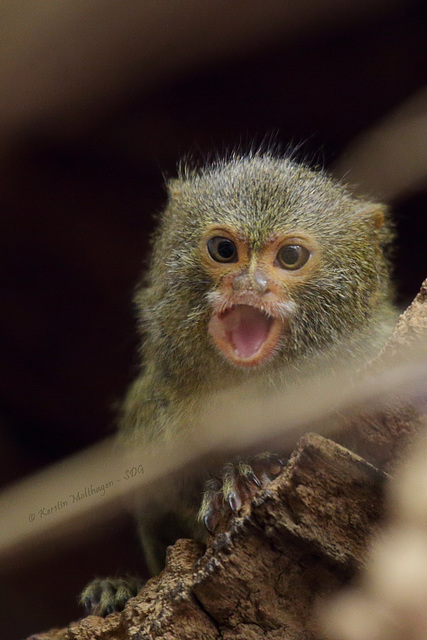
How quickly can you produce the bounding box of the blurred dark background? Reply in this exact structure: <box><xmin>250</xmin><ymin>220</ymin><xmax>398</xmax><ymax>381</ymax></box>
<box><xmin>0</xmin><ymin>1</ymin><xmax>426</xmax><ymax>638</ymax></box>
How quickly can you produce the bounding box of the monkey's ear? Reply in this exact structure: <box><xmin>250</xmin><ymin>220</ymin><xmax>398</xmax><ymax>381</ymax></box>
<box><xmin>166</xmin><ymin>178</ymin><xmax>183</xmax><ymax>201</ymax></box>
<box><xmin>357</xmin><ymin>203</ymin><xmax>388</xmax><ymax>230</ymax></box>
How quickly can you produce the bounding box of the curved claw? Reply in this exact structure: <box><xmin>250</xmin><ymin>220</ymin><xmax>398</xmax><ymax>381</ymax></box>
<box><xmin>269</xmin><ymin>458</ymin><xmax>285</xmax><ymax>476</ymax></box>
<box><xmin>204</xmin><ymin>510</ymin><xmax>221</xmax><ymax>535</ymax></box>
<box><xmin>203</xmin><ymin>513</ymin><xmax>214</xmax><ymax>535</ymax></box>
<box><xmin>247</xmin><ymin>471</ymin><xmax>262</xmax><ymax>488</ymax></box>
<box><xmin>228</xmin><ymin>491</ymin><xmax>242</xmax><ymax>514</ymax></box>
<box><xmin>82</xmin><ymin>596</ymin><xmax>93</xmax><ymax>615</ymax></box>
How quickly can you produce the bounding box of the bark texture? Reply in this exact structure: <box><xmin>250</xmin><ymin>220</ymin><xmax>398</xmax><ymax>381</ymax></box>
<box><xmin>29</xmin><ymin>434</ymin><xmax>387</xmax><ymax>640</ymax></box>
<box><xmin>338</xmin><ymin>278</ymin><xmax>427</xmax><ymax>470</ymax></box>
<box><xmin>377</xmin><ymin>278</ymin><xmax>427</xmax><ymax>360</ymax></box>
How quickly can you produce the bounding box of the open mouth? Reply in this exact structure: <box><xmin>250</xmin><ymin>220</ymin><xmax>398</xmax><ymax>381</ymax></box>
<box><xmin>208</xmin><ymin>304</ymin><xmax>282</xmax><ymax>367</ymax></box>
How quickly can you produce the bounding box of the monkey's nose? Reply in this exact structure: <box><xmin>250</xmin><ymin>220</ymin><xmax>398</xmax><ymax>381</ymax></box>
<box><xmin>253</xmin><ymin>271</ymin><xmax>269</xmax><ymax>294</ymax></box>
<box><xmin>232</xmin><ymin>270</ymin><xmax>270</xmax><ymax>294</ymax></box>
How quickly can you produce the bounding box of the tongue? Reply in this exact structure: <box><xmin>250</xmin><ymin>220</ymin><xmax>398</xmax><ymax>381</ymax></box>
<box><xmin>221</xmin><ymin>305</ymin><xmax>273</xmax><ymax>359</ymax></box>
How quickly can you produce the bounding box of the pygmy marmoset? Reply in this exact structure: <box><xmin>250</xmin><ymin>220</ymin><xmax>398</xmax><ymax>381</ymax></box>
<box><xmin>81</xmin><ymin>152</ymin><xmax>396</xmax><ymax>615</ymax></box>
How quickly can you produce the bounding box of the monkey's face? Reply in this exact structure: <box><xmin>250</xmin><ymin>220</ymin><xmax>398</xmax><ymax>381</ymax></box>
<box><xmin>200</xmin><ymin>225</ymin><xmax>320</xmax><ymax>368</ymax></box>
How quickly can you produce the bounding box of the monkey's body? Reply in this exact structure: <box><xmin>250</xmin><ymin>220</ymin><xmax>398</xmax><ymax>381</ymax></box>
<box><xmin>81</xmin><ymin>153</ymin><xmax>396</xmax><ymax>613</ymax></box>
<box><xmin>120</xmin><ymin>153</ymin><xmax>395</xmax><ymax>570</ymax></box>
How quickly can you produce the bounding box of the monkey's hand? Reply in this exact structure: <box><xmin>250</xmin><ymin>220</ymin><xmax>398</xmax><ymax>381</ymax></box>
<box><xmin>199</xmin><ymin>453</ymin><xmax>284</xmax><ymax>534</ymax></box>
<box><xmin>80</xmin><ymin>575</ymin><xmax>144</xmax><ymax>616</ymax></box>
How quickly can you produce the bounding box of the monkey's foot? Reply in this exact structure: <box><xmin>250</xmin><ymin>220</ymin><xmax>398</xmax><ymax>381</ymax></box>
<box><xmin>80</xmin><ymin>576</ymin><xmax>144</xmax><ymax>616</ymax></box>
<box><xmin>199</xmin><ymin>452</ymin><xmax>284</xmax><ymax>534</ymax></box>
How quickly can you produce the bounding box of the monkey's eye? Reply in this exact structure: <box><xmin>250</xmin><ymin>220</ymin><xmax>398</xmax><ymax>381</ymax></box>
<box><xmin>207</xmin><ymin>237</ymin><xmax>238</xmax><ymax>263</ymax></box>
<box><xmin>277</xmin><ymin>244</ymin><xmax>310</xmax><ymax>270</ymax></box>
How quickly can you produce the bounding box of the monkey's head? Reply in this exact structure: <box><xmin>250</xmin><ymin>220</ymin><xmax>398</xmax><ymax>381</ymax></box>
<box><xmin>140</xmin><ymin>154</ymin><xmax>394</xmax><ymax>379</ymax></box>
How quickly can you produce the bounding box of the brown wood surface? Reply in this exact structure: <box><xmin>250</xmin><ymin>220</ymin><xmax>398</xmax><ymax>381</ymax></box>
<box><xmin>28</xmin><ymin>435</ymin><xmax>387</xmax><ymax>640</ymax></box>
